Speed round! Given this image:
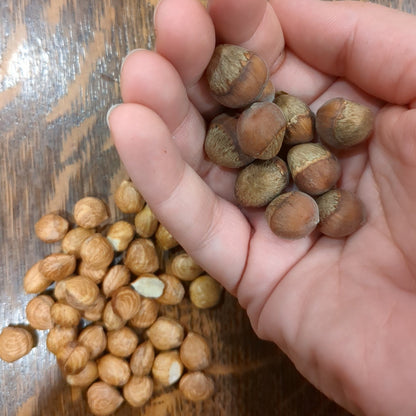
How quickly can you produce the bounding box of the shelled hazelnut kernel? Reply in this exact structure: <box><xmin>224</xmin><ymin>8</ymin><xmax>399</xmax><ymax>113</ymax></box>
<box><xmin>111</xmin><ymin>286</ymin><xmax>141</xmax><ymax>321</ymax></box>
<box><xmin>189</xmin><ymin>275</ymin><xmax>223</xmax><ymax>309</ymax></box>
<box><xmin>80</xmin><ymin>233</ymin><xmax>114</xmax><ymax>269</ymax></box>
<box><xmin>23</xmin><ymin>260</ymin><xmax>53</xmax><ymax>294</ymax></box>
<box><xmin>146</xmin><ymin>317</ymin><xmax>184</xmax><ymax>351</ymax></box>
<box><xmin>64</xmin><ymin>275</ymin><xmax>100</xmax><ymax>310</ymax></box>
<box><xmin>50</xmin><ymin>302</ymin><xmax>82</xmax><ymax>327</ymax></box>
<box><xmin>107</xmin><ymin>327</ymin><xmax>139</xmax><ymax>358</ymax></box>
<box><xmin>102</xmin><ymin>301</ymin><xmax>126</xmax><ymax>331</ymax></box>
<box><xmin>155</xmin><ymin>224</ymin><xmax>178</xmax><ymax>251</ymax></box>
<box><xmin>78</xmin><ymin>261</ymin><xmax>108</xmax><ymax>284</ymax></box>
<box><xmin>157</xmin><ymin>273</ymin><xmax>185</xmax><ymax>305</ymax></box>
<box><xmin>101</xmin><ymin>265</ymin><xmax>131</xmax><ymax>298</ymax></box>
<box><xmin>39</xmin><ymin>253</ymin><xmax>76</xmax><ymax>281</ymax></box>
<box><xmin>61</xmin><ymin>227</ymin><xmax>95</xmax><ymax>257</ymax></box>
<box><xmin>87</xmin><ymin>381</ymin><xmax>124</xmax><ymax>416</ymax></box>
<box><xmin>179</xmin><ymin>332</ymin><xmax>211</xmax><ymax>371</ymax></box>
<box><xmin>179</xmin><ymin>371</ymin><xmax>215</xmax><ymax>402</ymax></box>
<box><xmin>152</xmin><ymin>350</ymin><xmax>184</xmax><ymax>386</ymax></box>
<box><xmin>166</xmin><ymin>251</ymin><xmax>203</xmax><ymax>281</ymax></box>
<box><xmin>73</xmin><ymin>197</ymin><xmax>109</xmax><ymax>229</ymax></box>
<box><xmin>124</xmin><ymin>238</ymin><xmax>159</xmax><ymax>275</ymax></box>
<box><xmin>123</xmin><ymin>375</ymin><xmax>154</xmax><ymax>408</ymax></box>
<box><xmin>46</xmin><ymin>326</ymin><xmax>77</xmax><ymax>355</ymax></box>
<box><xmin>134</xmin><ymin>204</ymin><xmax>159</xmax><ymax>238</ymax></box>
<box><xmin>66</xmin><ymin>360</ymin><xmax>98</xmax><ymax>388</ymax></box>
<box><xmin>129</xmin><ymin>298</ymin><xmax>160</xmax><ymax>329</ymax></box>
<box><xmin>78</xmin><ymin>325</ymin><xmax>107</xmax><ymax>360</ymax></box>
<box><xmin>130</xmin><ymin>340</ymin><xmax>155</xmax><ymax>377</ymax></box>
<box><xmin>131</xmin><ymin>274</ymin><xmax>165</xmax><ymax>299</ymax></box>
<box><xmin>35</xmin><ymin>213</ymin><xmax>69</xmax><ymax>243</ymax></box>
<box><xmin>106</xmin><ymin>220</ymin><xmax>135</xmax><ymax>252</ymax></box>
<box><xmin>83</xmin><ymin>294</ymin><xmax>106</xmax><ymax>322</ymax></box>
<box><xmin>0</xmin><ymin>327</ymin><xmax>34</xmax><ymax>363</ymax></box>
<box><xmin>56</xmin><ymin>341</ymin><xmax>90</xmax><ymax>375</ymax></box>
<box><xmin>114</xmin><ymin>179</ymin><xmax>145</xmax><ymax>214</ymax></box>
<box><xmin>97</xmin><ymin>354</ymin><xmax>131</xmax><ymax>386</ymax></box>
<box><xmin>25</xmin><ymin>294</ymin><xmax>55</xmax><ymax>330</ymax></box>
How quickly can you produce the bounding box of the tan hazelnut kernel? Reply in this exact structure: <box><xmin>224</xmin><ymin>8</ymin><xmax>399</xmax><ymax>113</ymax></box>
<box><xmin>157</xmin><ymin>273</ymin><xmax>185</xmax><ymax>305</ymax></box>
<box><xmin>130</xmin><ymin>340</ymin><xmax>155</xmax><ymax>377</ymax></box>
<box><xmin>114</xmin><ymin>179</ymin><xmax>145</xmax><ymax>214</ymax></box>
<box><xmin>257</xmin><ymin>78</ymin><xmax>275</xmax><ymax>103</ymax></box>
<box><xmin>0</xmin><ymin>327</ymin><xmax>34</xmax><ymax>363</ymax></box>
<box><xmin>80</xmin><ymin>233</ymin><xmax>114</xmax><ymax>269</ymax></box>
<box><xmin>287</xmin><ymin>143</ymin><xmax>341</xmax><ymax>196</ymax></box>
<box><xmin>123</xmin><ymin>375</ymin><xmax>153</xmax><ymax>408</ymax></box>
<box><xmin>46</xmin><ymin>326</ymin><xmax>77</xmax><ymax>355</ymax></box>
<box><xmin>273</xmin><ymin>91</ymin><xmax>315</xmax><ymax>145</ymax></box>
<box><xmin>66</xmin><ymin>360</ymin><xmax>99</xmax><ymax>388</ymax></box>
<box><xmin>179</xmin><ymin>332</ymin><xmax>211</xmax><ymax>371</ymax></box>
<box><xmin>106</xmin><ymin>220</ymin><xmax>135</xmax><ymax>252</ymax></box>
<box><xmin>124</xmin><ymin>238</ymin><xmax>159</xmax><ymax>275</ymax></box>
<box><xmin>107</xmin><ymin>327</ymin><xmax>139</xmax><ymax>358</ymax></box>
<box><xmin>102</xmin><ymin>301</ymin><xmax>126</xmax><ymax>331</ymax></box>
<box><xmin>316</xmin><ymin>97</ymin><xmax>374</xmax><ymax>149</ymax></box>
<box><xmin>131</xmin><ymin>274</ymin><xmax>165</xmax><ymax>299</ymax></box>
<box><xmin>204</xmin><ymin>112</ymin><xmax>254</xmax><ymax>169</ymax></box>
<box><xmin>129</xmin><ymin>298</ymin><xmax>160</xmax><ymax>329</ymax></box>
<box><xmin>234</xmin><ymin>157</ymin><xmax>289</xmax><ymax>208</ymax></box>
<box><xmin>73</xmin><ymin>197</ymin><xmax>109</xmax><ymax>229</ymax></box>
<box><xmin>54</xmin><ymin>278</ymin><xmax>69</xmax><ymax>302</ymax></box>
<box><xmin>23</xmin><ymin>260</ymin><xmax>53</xmax><ymax>294</ymax></box>
<box><xmin>146</xmin><ymin>317</ymin><xmax>184</xmax><ymax>351</ymax></box>
<box><xmin>317</xmin><ymin>189</ymin><xmax>366</xmax><ymax>238</ymax></box>
<box><xmin>152</xmin><ymin>350</ymin><xmax>184</xmax><ymax>386</ymax></box>
<box><xmin>97</xmin><ymin>354</ymin><xmax>131</xmax><ymax>386</ymax></box>
<box><xmin>166</xmin><ymin>251</ymin><xmax>203</xmax><ymax>281</ymax></box>
<box><xmin>25</xmin><ymin>294</ymin><xmax>55</xmax><ymax>330</ymax></box>
<box><xmin>155</xmin><ymin>224</ymin><xmax>178</xmax><ymax>251</ymax></box>
<box><xmin>237</xmin><ymin>101</ymin><xmax>286</xmax><ymax>160</ymax></box>
<box><xmin>56</xmin><ymin>341</ymin><xmax>90</xmax><ymax>375</ymax></box>
<box><xmin>102</xmin><ymin>265</ymin><xmax>131</xmax><ymax>298</ymax></box>
<box><xmin>134</xmin><ymin>204</ymin><xmax>159</xmax><ymax>238</ymax></box>
<box><xmin>87</xmin><ymin>381</ymin><xmax>124</xmax><ymax>416</ymax></box>
<box><xmin>111</xmin><ymin>286</ymin><xmax>141</xmax><ymax>321</ymax></box>
<box><xmin>206</xmin><ymin>44</ymin><xmax>269</xmax><ymax>108</ymax></box>
<box><xmin>35</xmin><ymin>213</ymin><xmax>69</xmax><ymax>243</ymax></box>
<box><xmin>83</xmin><ymin>294</ymin><xmax>106</xmax><ymax>322</ymax></box>
<box><xmin>39</xmin><ymin>253</ymin><xmax>76</xmax><ymax>281</ymax></box>
<box><xmin>78</xmin><ymin>325</ymin><xmax>107</xmax><ymax>360</ymax></box>
<box><xmin>64</xmin><ymin>275</ymin><xmax>100</xmax><ymax>310</ymax></box>
<box><xmin>61</xmin><ymin>227</ymin><xmax>95</xmax><ymax>257</ymax></box>
<box><xmin>189</xmin><ymin>275</ymin><xmax>223</xmax><ymax>309</ymax></box>
<box><xmin>179</xmin><ymin>371</ymin><xmax>215</xmax><ymax>402</ymax></box>
<box><xmin>50</xmin><ymin>302</ymin><xmax>82</xmax><ymax>327</ymax></box>
<box><xmin>78</xmin><ymin>261</ymin><xmax>108</xmax><ymax>284</ymax></box>
<box><xmin>265</xmin><ymin>191</ymin><xmax>319</xmax><ymax>239</ymax></box>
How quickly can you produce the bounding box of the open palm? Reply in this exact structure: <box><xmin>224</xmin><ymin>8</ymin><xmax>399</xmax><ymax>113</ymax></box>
<box><xmin>108</xmin><ymin>0</ymin><xmax>416</xmax><ymax>414</ymax></box>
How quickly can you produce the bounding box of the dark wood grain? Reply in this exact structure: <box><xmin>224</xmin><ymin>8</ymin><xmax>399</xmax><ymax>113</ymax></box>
<box><xmin>0</xmin><ymin>1</ymin><xmax>413</xmax><ymax>415</ymax></box>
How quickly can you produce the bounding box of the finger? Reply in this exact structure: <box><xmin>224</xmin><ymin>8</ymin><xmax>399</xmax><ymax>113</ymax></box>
<box><xmin>270</xmin><ymin>0</ymin><xmax>416</xmax><ymax>106</ymax></box>
<box><xmin>108</xmin><ymin>103</ymin><xmax>251</xmax><ymax>293</ymax></box>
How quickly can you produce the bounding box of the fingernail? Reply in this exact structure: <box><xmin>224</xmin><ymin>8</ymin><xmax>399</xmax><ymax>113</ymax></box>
<box><xmin>120</xmin><ymin>48</ymin><xmax>148</xmax><ymax>73</ymax></box>
<box><xmin>106</xmin><ymin>104</ymin><xmax>122</xmax><ymax>128</ymax></box>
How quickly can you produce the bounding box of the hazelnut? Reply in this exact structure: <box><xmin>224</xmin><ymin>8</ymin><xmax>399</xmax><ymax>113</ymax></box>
<box><xmin>39</xmin><ymin>253</ymin><xmax>76</xmax><ymax>281</ymax></box>
<box><xmin>107</xmin><ymin>327</ymin><xmax>139</xmax><ymax>358</ymax></box>
<box><xmin>97</xmin><ymin>354</ymin><xmax>131</xmax><ymax>386</ymax></box>
<box><xmin>66</xmin><ymin>360</ymin><xmax>98</xmax><ymax>388</ymax></box>
<box><xmin>189</xmin><ymin>275</ymin><xmax>223</xmax><ymax>309</ymax></box>
<box><xmin>129</xmin><ymin>298</ymin><xmax>160</xmax><ymax>329</ymax></box>
<box><xmin>87</xmin><ymin>381</ymin><xmax>124</xmax><ymax>416</ymax></box>
<box><xmin>80</xmin><ymin>233</ymin><xmax>114</xmax><ymax>269</ymax></box>
<box><xmin>111</xmin><ymin>286</ymin><xmax>141</xmax><ymax>321</ymax></box>
<box><xmin>166</xmin><ymin>251</ymin><xmax>203</xmax><ymax>281</ymax></box>
<box><xmin>25</xmin><ymin>294</ymin><xmax>55</xmax><ymax>330</ymax></box>
<box><xmin>56</xmin><ymin>341</ymin><xmax>90</xmax><ymax>375</ymax></box>
<box><xmin>146</xmin><ymin>317</ymin><xmax>184</xmax><ymax>351</ymax></box>
<box><xmin>234</xmin><ymin>157</ymin><xmax>289</xmax><ymax>207</ymax></box>
<box><xmin>317</xmin><ymin>189</ymin><xmax>366</xmax><ymax>238</ymax></box>
<box><xmin>61</xmin><ymin>227</ymin><xmax>95</xmax><ymax>258</ymax></box>
<box><xmin>130</xmin><ymin>340</ymin><xmax>155</xmax><ymax>377</ymax></box>
<box><xmin>124</xmin><ymin>238</ymin><xmax>159</xmax><ymax>275</ymax></box>
<box><xmin>102</xmin><ymin>301</ymin><xmax>126</xmax><ymax>331</ymax></box>
<box><xmin>78</xmin><ymin>325</ymin><xmax>107</xmax><ymax>360</ymax></box>
<box><xmin>179</xmin><ymin>332</ymin><xmax>211</xmax><ymax>371</ymax></box>
<box><xmin>114</xmin><ymin>179</ymin><xmax>145</xmax><ymax>213</ymax></box>
<box><xmin>237</xmin><ymin>101</ymin><xmax>286</xmax><ymax>160</ymax></box>
<box><xmin>35</xmin><ymin>213</ymin><xmax>69</xmax><ymax>243</ymax></box>
<box><xmin>273</xmin><ymin>92</ymin><xmax>315</xmax><ymax>145</ymax></box>
<box><xmin>265</xmin><ymin>191</ymin><xmax>319</xmax><ymax>239</ymax></box>
<box><xmin>50</xmin><ymin>302</ymin><xmax>82</xmax><ymax>327</ymax></box>
<box><xmin>73</xmin><ymin>197</ymin><xmax>109</xmax><ymax>229</ymax></box>
<box><xmin>0</xmin><ymin>327</ymin><xmax>34</xmax><ymax>363</ymax></box>
<box><xmin>122</xmin><ymin>375</ymin><xmax>153</xmax><ymax>408</ymax></box>
<box><xmin>204</xmin><ymin>112</ymin><xmax>254</xmax><ymax>168</ymax></box>
<box><xmin>287</xmin><ymin>143</ymin><xmax>341</xmax><ymax>196</ymax></box>
<box><xmin>83</xmin><ymin>294</ymin><xmax>106</xmax><ymax>322</ymax></box>
<box><xmin>106</xmin><ymin>220</ymin><xmax>135</xmax><ymax>252</ymax></box>
<box><xmin>157</xmin><ymin>273</ymin><xmax>185</xmax><ymax>305</ymax></box>
<box><xmin>155</xmin><ymin>224</ymin><xmax>178</xmax><ymax>251</ymax></box>
<box><xmin>152</xmin><ymin>350</ymin><xmax>184</xmax><ymax>386</ymax></box>
<box><xmin>23</xmin><ymin>260</ymin><xmax>53</xmax><ymax>294</ymax></box>
<box><xmin>179</xmin><ymin>371</ymin><xmax>215</xmax><ymax>402</ymax></box>
<box><xmin>64</xmin><ymin>275</ymin><xmax>100</xmax><ymax>310</ymax></box>
<box><xmin>46</xmin><ymin>326</ymin><xmax>77</xmax><ymax>355</ymax></box>
<box><xmin>134</xmin><ymin>204</ymin><xmax>159</xmax><ymax>238</ymax></box>
<box><xmin>102</xmin><ymin>265</ymin><xmax>131</xmax><ymax>298</ymax></box>
<box><xmin>131</xmin><ymin>273</ymin><xmax>165</xmax><ymax>299</ymax></box>
<box><xmin>257</xmin><ymin>79</ymin><xmax>275</xmax><ymax>103</ymax></box>
<box><xmin>316</xmin><ymin>97</ymin><xmax>374</xmax><ymax>149</ymax></box>
<box><xmin>206</xmin><ymin>44</ymin><xmax>269</xmax><ymax>108</ymax></box>
<box><xmin>78</xmin><ymin>261</ymin><xmax>108</xmax><ymax>284</ymax></box>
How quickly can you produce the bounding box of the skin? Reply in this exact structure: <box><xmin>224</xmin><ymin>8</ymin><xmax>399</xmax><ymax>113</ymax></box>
<box><xmin>107</xmin><ymin>0</ymin><xmax>416</xmax><ymax>414</ymax></box>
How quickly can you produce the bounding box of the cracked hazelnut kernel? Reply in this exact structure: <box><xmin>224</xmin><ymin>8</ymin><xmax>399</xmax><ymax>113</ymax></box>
<box><xmin>106</xmin><ymin>220</ymin><xmax>135</xmax><ymax>252</ymax></box>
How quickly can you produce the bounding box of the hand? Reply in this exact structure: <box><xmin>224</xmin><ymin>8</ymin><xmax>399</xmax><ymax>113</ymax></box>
<box><xmin>107</xmin><ymin>0</ymin><xmax>416</xmax><ymax>414</ymax></box>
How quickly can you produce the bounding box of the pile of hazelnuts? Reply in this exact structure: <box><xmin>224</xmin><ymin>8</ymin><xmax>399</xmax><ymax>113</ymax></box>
<box><xmin>204</xmin><ymin>44</ymin><xmax>372</xmax><ymax>239</ymax></box>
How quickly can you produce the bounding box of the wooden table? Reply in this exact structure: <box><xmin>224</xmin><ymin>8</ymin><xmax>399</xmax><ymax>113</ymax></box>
<box><xmin>1</xmin><ymin>1</ymin><xmax>414</xmax><ymax>415</ymax></box>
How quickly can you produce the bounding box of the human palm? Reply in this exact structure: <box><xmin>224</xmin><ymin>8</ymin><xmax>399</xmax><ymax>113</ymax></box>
<box><xmin>108</xmin><ymin>0</ymin><xmax>416</xmax><ymax>414</ymax></box>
